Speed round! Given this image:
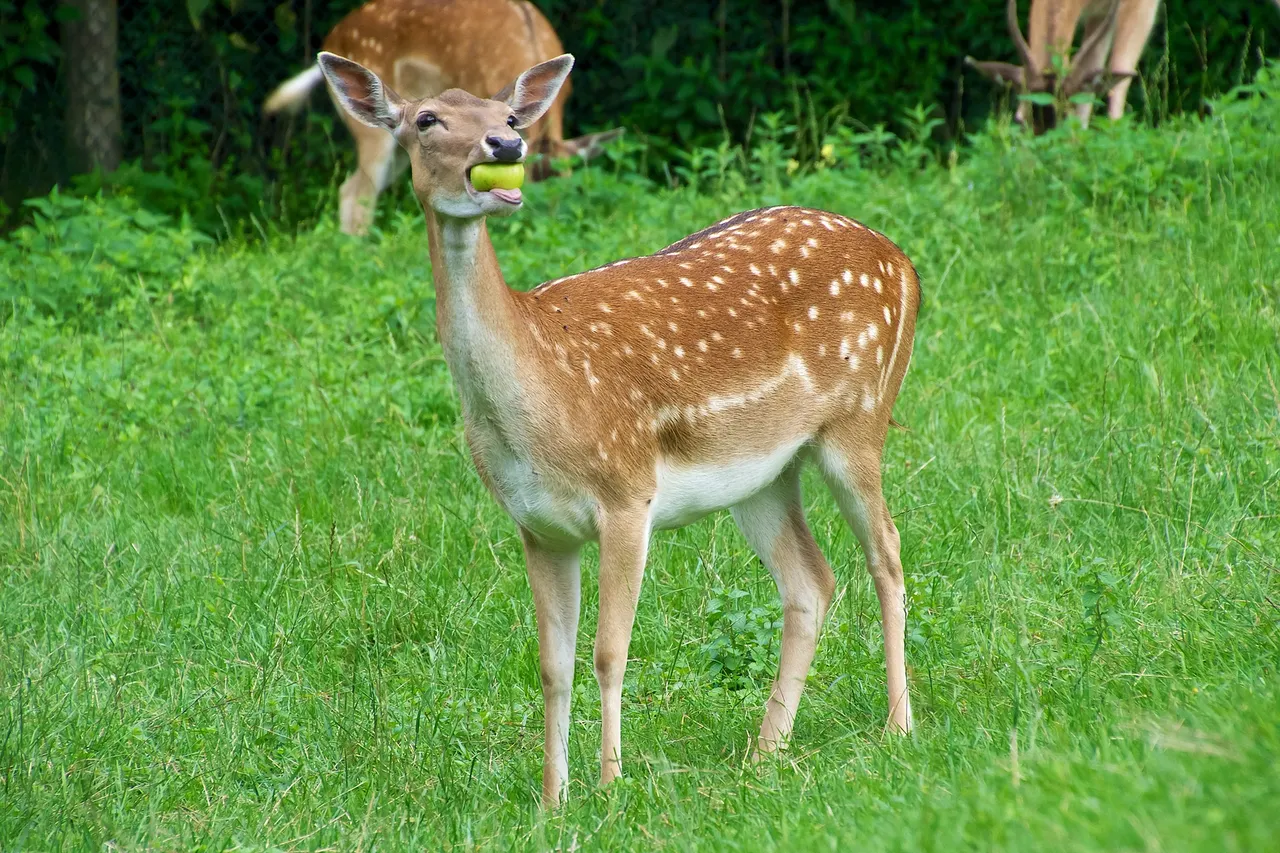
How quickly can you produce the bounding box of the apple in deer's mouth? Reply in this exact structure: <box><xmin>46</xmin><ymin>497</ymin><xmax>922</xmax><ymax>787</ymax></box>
<box><xmin>468</xmin><ymin>162</ymin><xmax>524</xmax><ymax>206</ymax></box>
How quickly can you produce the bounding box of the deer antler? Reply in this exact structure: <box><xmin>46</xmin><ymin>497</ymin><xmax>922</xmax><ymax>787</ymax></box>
<box><xmin>1005</xmin><ymin>0</ymin><xmax>1036</xmax><ymax>76</ymax></box>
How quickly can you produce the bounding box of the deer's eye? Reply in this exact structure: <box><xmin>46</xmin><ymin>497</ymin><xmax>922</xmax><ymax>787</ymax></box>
<box><xmin>416</xmin><ymin>112</ymin><xmax>438</xmax><ymax>130</ymax></box>
<box><xmin>506</xmin><ymin>115</ymin><xmax>517</xmax><ymax>128</ymax></box>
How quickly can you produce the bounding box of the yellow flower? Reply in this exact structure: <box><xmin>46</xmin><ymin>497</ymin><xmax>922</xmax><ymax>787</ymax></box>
<box><xmin>786</xmin><ymin>158</ymin><xmax>800</xmax><ymax>175</ymax></box>
<box><xmin>821</xmin><ymin>143</ymin><xmax>835</xmax><ymax>162</ymax></box>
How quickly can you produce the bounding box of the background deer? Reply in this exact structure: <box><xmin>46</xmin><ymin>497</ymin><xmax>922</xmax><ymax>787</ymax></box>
<box><xmin>265</xmin><ymin>0</ymin><xmax>621</xmax><ymax>235</ymax></box>
<box><xmin>967</xmin><ymin>0</ymin><xmax>1161</xmax><ymax>133</ymax></box>
<box><xmin>317</xmin><ymin>48</ymin><xmax>921</xmax><ymax>806</ymax></box>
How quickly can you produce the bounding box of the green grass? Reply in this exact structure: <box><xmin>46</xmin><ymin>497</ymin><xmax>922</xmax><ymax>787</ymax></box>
<box><xmin>3</xmin><ymin>90</ymin><xmax>1280</xmax><ymax>849</ymax></box>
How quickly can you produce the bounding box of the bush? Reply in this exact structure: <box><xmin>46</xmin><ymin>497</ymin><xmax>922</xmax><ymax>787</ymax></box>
<box><xmin>0</xmin><ymin>189</ymin><xmax>213</xmax><ymax>323</ymax></box>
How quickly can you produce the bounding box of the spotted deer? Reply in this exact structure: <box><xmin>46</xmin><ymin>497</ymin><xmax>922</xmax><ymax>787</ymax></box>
<box><xmin>967</xmin><ymin>0</ymin><xmax>1161</xmax><ymax>133</ymax></box>
<box><xmin>317</xmin><ymin>49</ymin><xmax>921</xmax><ymax>806</ymax></box>
<box><xmin>265</xmin><ymin>0</ymin><xmax>620</xmax><ymax>235</ymax></box>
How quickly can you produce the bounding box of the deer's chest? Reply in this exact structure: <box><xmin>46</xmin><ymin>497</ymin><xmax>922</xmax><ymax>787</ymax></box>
<box><xmin>465</xmin><ymin>415</ymin><xmax>599</xmax><ymax>545</ymax></box>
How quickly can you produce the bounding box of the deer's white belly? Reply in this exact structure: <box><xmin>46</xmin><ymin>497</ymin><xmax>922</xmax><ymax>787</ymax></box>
<box><xmin>475</xmin><ymin>418</ymin><xmax>806</xmax><ymax>542</ymax></box>
<box><xmin>649</xmin><ymin>438</ymin><xmax>807</xmax><ymax>530</ymax></box>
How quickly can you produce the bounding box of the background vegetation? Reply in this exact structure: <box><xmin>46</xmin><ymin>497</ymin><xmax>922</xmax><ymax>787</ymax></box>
<box><xmin>2</xmin><ymin>51</ymin><xmax>1278</xmax><ymax>849</ymax></box>
<box><xmin>2</xmin><ymin>0</ymin><xmax>1279</xmax><ymax>233</ymax></box>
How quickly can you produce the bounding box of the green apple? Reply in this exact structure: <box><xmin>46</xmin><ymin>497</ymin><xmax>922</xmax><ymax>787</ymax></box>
<box><xmin>470</xmin><ymin>163</ymin><xmax>525</xmax><ymax>192</ymax></box>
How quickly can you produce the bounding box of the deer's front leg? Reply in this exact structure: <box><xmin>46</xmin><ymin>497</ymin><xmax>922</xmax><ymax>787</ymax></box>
<box><xmin>521</xmin><ymin>531</ymin><xmax>582</xmax><ymax>807</ymax></box>
<box><xmin>593</xmin><ymin>506</ymin><xmax>651</xmax><ymax>786</ymax></box>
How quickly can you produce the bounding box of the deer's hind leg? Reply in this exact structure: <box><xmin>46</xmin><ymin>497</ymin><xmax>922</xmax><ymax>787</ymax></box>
<box><xmin>817</xmin><ymin>429</ymin><xmax>912</xmax><ymax>734</ymax></box>
<box><xmin>336</xmin><ymin>117</ymin><xmax>397</xmax><ymax>236</ymax></box>
<box><xmin>731</xmin><ymin>462</ymin><xmax>836</xmax><ymax>758</ymax></box>
<box><xmin>1105</xmin><ymin>0</ymin><xmax>1160</xmax><ymax>120</ymax></box>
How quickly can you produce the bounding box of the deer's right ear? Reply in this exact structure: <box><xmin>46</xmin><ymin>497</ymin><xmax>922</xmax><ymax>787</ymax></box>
<box><xmin>318</xmin><ymin>51</ymin><xmax>404</xmax><ymax>131</ymax></box>
<box><xmin>497</xmin><ymin>54</ymin><xmax>574</xmax><ymax>129</ymax></box>
<box><xmin>965</xmin><ymin>57</ymin><xmax>1026</xmax><ymax>88</ymax></box>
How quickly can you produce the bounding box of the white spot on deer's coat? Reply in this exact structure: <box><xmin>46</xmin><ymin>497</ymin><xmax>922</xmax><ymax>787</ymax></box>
<box><xmin>789</xmin><ymin>269</ymin><xmax>800</xmax><ymax>286</ymax></box>
<box><xmin>859</xmin><ymin>273</ymin><xmax>870</xmax><ymax>287</ymax></box>
<box><xmin>884</xmin><ymin>306</ymin><xmax>892</xmax><ymax>323</ymax></box>
<box><xmin>868</xmin><ymin>324</ymin><xmax>879</xmax><ymax>341</ymax></box>
<box><xmin>842</xmin><ymin>269</ymin><xmax>853</xmax><ymax>285</ymax></box>
<box><xmin>830</xmin><ymin>281</ymin><xmax>840</xmax><ymax>296</ymax></box>
<box><xmin>749</xmin><ymin>263</ymin><xmax>762</xmax><ymax>276</ymax></box>
<box><xmin>808</xmin><ymin>306</ymin><xmax>818</xmax><ymax>320</ymax></box>
<box><xmin>770</xmin><ymin>239</ymin><xmax>786</xmax><ymax>254</ymax></box>
<box><xmin>874</xmin><ymin>278</ymin><xmax>883</xmax><ymax>293</ymax></box>
<box><xmin>862</xmin><ymin>391</ymin><xmax>877</xmax><ymax>411</ymax></box>
<box><xmin>674</xmin><ymin>345</ymin><xmax>684</xmax><ymax>358</ymax></box>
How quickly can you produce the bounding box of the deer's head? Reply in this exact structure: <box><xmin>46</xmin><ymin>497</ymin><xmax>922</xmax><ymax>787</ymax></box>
<box><xmin>318</xmin><ymin>51</ymin><xmax>574</xmax><ymax>218</ymax></box>
<box><xmin>966</xmin><ymin>0</ymin><xmax>1132</xmax><ymax>134</ymax></box>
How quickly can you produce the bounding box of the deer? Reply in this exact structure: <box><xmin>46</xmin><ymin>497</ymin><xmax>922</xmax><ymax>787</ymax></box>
<box><xmin>966</xmin><ymin>0</ymin><xmax>1161</xmax><ymax>133</ymax></box>
<box><xmin>264</xmin><ymin>0</ymin><xmax>621</xmax><ymax>235</ymax></box>
<box><xmin>316</xmin><ymin>48</ymin><xmax>922</xmax><ymax>807</ymax></box>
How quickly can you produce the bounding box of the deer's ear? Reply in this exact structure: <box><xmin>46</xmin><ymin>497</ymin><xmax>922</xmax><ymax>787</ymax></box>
<box><xmin>1070</xmin><ymin>68</ymin><xmax>1136</xmax><ymax>96</ymax></box>
<box><xmin>318</xmin><ymin>51</ymin><xmax>404</xmax><ymax>131</ymax></box>
<box><xmin>497</xmin><ymin>54</ymin><xmax>573</xmax><ymax>129</ymax></box>
<box><xmin>561</xmin><ymin>127</ymin><xmax>625</xmax><ymax>160</ymax></box>
<box><xmin>965</xmin><ymin>57</ymin><xmax>1026</xmax><ymax>88</ymax></box>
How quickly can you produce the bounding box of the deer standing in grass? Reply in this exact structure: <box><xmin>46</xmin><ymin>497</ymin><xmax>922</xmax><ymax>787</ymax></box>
<box><xmin>967</xmin><ymin>0</ymin><xmax>1161</xmax><ymax>133</ymax></box>
<box><xmin>318</xmin><ymin>49</ymin><xmax>921</xmax><ymax>806</ymax></box>
<box><xmin>265</xmin><ymin>0</ymin><xmax>619</xmax><ymax>235</ymax></box>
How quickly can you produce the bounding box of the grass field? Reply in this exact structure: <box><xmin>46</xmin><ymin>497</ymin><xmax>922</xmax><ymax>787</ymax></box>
<box><xmin>3</xmin><ymin>78</ymin><xmax>1280</xmax><ymax>849</ymax></box>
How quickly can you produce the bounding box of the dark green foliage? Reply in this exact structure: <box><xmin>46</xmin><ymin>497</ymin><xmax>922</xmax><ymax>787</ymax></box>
<box><xmin>2</xmin><ymin>1</ymin><xmax>1278</xmax><ymax>230</ymax></box>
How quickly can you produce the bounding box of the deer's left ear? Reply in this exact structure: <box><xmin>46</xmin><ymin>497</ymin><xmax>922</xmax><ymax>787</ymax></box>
<box><xmin>496</xmin><ymin>54</ymin><xmax>574</xmax><ymax>129</ymax></box>
<box><xmin>1072</xmin><ymin>68</ymin><xmax>1136</xmax><ymax>95</ymax></box>
<box><xmin>562</xmin><ymin>127</ymin><xmax>625</xmax><ymax>160</ymax></box>
<box><xmin>318</xmin><ymin>51</ymin><xmax>404</xmax><ymax>131</ymax></box>
<box><xmin>965</xmin><ymin>56</ymin><xmax>1026</xmax><ymax>88</ymax></box>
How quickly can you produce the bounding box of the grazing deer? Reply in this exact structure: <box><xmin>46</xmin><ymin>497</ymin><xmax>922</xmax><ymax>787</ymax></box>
<box><xmin>967</xmin><ymin>0</ymin><xmax>1161</xmax><ymax>133</ymax></box>
<box><xmin>264</xmin><ymin>0</ymin><xmax>620</xmax><ymax>235</ymax></box>
<box><xmin>317</xmin><ymin>49</ymin><xmax>921</xmax><ymax>806</ymax></box>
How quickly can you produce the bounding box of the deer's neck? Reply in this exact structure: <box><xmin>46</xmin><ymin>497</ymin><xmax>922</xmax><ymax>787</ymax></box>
<box><xmin>426</xmin><ymin>211</ymin><xmax>527</xmax><ymax>425</ymax></box>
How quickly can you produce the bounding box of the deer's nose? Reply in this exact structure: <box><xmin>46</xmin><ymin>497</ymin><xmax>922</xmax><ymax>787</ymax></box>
<box><xmin>486</xmin><ymin>136</ymin><xmax>524</xmax><ymax>162</ymax></box>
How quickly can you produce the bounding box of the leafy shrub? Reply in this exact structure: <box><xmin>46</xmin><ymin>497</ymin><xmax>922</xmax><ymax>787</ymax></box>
<box><xmin>701</xmin><ymin>587</ymin><xmax>782</xmax><ymax>692</ymax></box>
<box><xmin>0</xmin><ymin>189</ymin><xmax>213</xmax><ymax>322</ymax></box>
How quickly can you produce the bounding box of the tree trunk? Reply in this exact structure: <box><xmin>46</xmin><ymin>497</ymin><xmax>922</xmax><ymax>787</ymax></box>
<box><xmin>62</xmin><ymin>0</ymin><xmax>121</xmax><ymax>174</ymax></box>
